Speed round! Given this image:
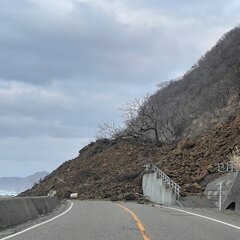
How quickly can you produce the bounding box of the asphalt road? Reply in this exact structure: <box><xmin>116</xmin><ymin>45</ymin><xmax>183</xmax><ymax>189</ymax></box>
<box><xmin>2</xmin><ymin>200</ymin><xmax>240</xmax><ymax>240</ymax></box>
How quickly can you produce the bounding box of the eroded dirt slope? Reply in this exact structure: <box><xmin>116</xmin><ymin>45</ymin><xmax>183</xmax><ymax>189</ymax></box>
<box><xmin>20</xmin><ymin>114</ymin><xmax>240</xmax><ymax>200</ymax></box>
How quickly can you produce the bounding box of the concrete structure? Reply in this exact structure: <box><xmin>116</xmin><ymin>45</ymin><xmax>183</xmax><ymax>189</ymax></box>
<box><xmin>30</xmin><ymin>196</ymin><xmax>60</xmax><ymax>215</ymax></box>
<box><xmin>142</xmin><ymin>164</ymin><xmax>180</xmax><ymax>205</ymax></box>
<box><xmin>0</xmin><ymin>196</ymin><xmax>59</xmax><ymax>229</ymax></box>
<box><xmin>217</xmin><ymin>162</ymin><xmax>237</xmax><ymax>173</ymax></box>
<box><xmin>222</xmin><ymin>172</ymin><xmax>240</xmax><ymax>211</ymax></box>
<box><xmin>142</xmin><ymin>172</ymin><xmax>177</xmax><ymax>205</ymax></box>
<box><xmin>70</xmin><ymin>193</ymin><xmax>78</xmax><ymax>199</ymax></box>
<box><xmin>204</xmin><ymin>172</ymin><xmax>240</xmax><ymax>211</ymax></box>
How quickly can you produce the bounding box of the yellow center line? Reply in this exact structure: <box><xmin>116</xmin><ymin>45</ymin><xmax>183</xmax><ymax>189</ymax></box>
<box><xmin>117</xmin><ymin>203</ymin><xmax>150</xmax><ymax>240</ymax></box>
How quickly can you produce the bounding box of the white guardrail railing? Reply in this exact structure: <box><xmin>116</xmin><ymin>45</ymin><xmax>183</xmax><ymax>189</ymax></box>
<box><xmin>144</xmin><ymin>164</ymin><xmax>180</xmax><ymax>200</ymax></box>
<box><xmin>217</xmin><ymin>162</ymin><xmax>237</xmax><ymax>173</ymax></box>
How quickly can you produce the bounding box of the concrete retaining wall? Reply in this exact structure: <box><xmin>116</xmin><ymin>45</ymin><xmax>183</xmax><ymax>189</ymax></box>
<box><xmin>204</xmin><ymin>173</ymin><xmax>236</xmax><ymax>208</ymax></box>
<box><xmin>222</xmin><ymin>172</ymin><xmax>240</xmax><ymax>211</ymax></box>
<box><xmin>0</xmin><ymin>196</ymin><xmax>59</xmax><ymax>229</ymax></box>
<box><xmin>30</xmin><ymin>196</ymin><xmax>60</xmax><ymax>215</ymax></box>
<box><xmin>142</xmin><ymin>172</ymin><xmax>176</xmax><ymax>205</ymax></box>
<box><xmin>204</xmin><ymin>172</ymin><xmax>240</xmax><ymax>211</ymax></box>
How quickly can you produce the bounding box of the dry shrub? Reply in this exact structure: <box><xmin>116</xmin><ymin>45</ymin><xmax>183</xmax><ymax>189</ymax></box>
<box><xmin>229</xmin><ymin>146</ymin><xmax>240</xmax><ymax>170</ymax></box>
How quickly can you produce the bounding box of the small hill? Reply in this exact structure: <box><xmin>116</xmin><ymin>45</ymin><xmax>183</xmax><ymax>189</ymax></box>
<box><xmin>0</xmin><ymin>171</ymin><xmax>48</xmax><ymax>195</ymax></box>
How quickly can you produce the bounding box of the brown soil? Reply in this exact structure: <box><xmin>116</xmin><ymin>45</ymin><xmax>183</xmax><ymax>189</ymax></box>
<box><xmin>20</xmin><ymin>114</ymin><xmax>240</xmax><ymax>201</ymax></box>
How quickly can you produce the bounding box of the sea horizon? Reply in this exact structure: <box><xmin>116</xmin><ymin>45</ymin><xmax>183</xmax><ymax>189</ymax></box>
<box><xmin>0</xmin><ymin>189</ymin><xmax>17</xmax><ymax>196</ymax></box>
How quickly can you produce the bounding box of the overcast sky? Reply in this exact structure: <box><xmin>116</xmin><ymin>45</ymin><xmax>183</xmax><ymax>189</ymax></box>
<box><xmin>0</xmin><ymin>0</ymin><xmax>240</xmax><ymax>177</ymax></box>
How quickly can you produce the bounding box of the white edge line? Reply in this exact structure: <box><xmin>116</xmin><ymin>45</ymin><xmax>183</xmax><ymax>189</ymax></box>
<box><xmin>156</xmin><ymin>205</ymin><xmax>240</xmax><ymax>230</ymax></box>
<box><xmin>1</xmin><ymin>200</ymin><xmax>73</xmax><ymax>240</ymax></box>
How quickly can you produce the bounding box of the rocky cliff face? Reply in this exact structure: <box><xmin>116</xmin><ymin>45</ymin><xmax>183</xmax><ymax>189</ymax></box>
<box><xmin>20</xmin><ymin>114</ymin><xmax>240</xmax><ymax>200</ymax></box>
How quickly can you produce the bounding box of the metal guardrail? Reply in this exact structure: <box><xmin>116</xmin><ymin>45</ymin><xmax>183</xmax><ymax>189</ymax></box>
<box><xmin>144</xmin><ymin>164</ymin><xmax>180</xmax><ymax>200</ymax></box>
<box><xmin>217</xmin><ymin>162</ymin><xmax>237</xmax><ymax>173</ymax></box>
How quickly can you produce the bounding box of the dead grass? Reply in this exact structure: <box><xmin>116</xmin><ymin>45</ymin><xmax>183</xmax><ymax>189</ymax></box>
<box><xmin>229</xmin><ymin>146</ymin><xmax>240</xmax><ymax>170</ymax></box>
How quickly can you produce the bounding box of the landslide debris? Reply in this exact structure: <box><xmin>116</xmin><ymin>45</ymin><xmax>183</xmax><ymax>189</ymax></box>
<box><xmin>20</xmin><ymin>26</ymin><xmax>240</xmax><ymax>201</ymax></box>
<box><xmin>20</xmin><ymin>114</ymin><xmax>240</xmax><ymax>200</ymax></box>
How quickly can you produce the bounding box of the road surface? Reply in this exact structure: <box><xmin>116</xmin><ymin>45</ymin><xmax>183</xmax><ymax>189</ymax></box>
<box><xmin>1</xmin><ymin>200</ymin><xmax>240</xmax><ymax>240</ymax></box>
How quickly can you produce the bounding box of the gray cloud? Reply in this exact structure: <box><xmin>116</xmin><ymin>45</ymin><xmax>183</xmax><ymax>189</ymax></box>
<box><xmin>1</xmin><ymin>0</ymin><xmax>238</xmax><ymax>85</ymax></box>
<box><xmin>0</xmin><ymin>0</ymin><xmax>239</xmax><ymax>176</ymax></box>
<box><xmin>0</xmin><ymin>136</ymin><xmax>91</xmax><ymax>177</ymax></box>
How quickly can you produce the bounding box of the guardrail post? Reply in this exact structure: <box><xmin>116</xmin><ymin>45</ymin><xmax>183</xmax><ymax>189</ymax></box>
<box><xmin>219</xmin><ymin>182</ymin><xmax>222</xmax><ymax>211</ymax></box>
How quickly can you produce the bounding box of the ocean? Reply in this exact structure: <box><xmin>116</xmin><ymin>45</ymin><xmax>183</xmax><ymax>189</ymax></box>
<box><xmin>0</xmin><ymin>189</ymin><xmax>17</xmax><ymax>196</ymax></box>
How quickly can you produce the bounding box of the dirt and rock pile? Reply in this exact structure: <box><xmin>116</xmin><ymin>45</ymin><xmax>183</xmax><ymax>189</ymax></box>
<box><xmin>20</xmin><ymin>114</ymin><xmax>240</xmax><ymax>200</ymax></box>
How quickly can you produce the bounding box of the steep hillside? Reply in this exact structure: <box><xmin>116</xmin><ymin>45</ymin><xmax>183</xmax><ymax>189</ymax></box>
<box><xmin>21</xmin><ymin>114</ymin><xmax>240</xmax><ymax>200</ymax></box>
<box><xmin>21</xmin><ymin>26</ymin><xmax>240</xmax><ymax>200</ymax></box>
<box><xmin>122</xmin><ymin>27</ymin><xmax>240</xmax><ymax>143</ymax></box>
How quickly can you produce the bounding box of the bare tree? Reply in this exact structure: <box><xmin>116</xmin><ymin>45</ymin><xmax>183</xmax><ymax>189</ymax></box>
<box><xmin>96</xmin><ymin>121</ymin><xmax>123</xmax><ymax>140</ymax></box>
<box><xmin>120</xmin><ymin>94</ymin><xmax>191</xmax><ymax>144</ymax></box>
<box><xmin>121</xmin><ymin>96</ymin><xmax>166</xmax><ymax>144</ymax></box>
<box><xmin>97</xmin><ymin>27</ymin><xmax>240</xmax><ymax>144</ymax></box>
